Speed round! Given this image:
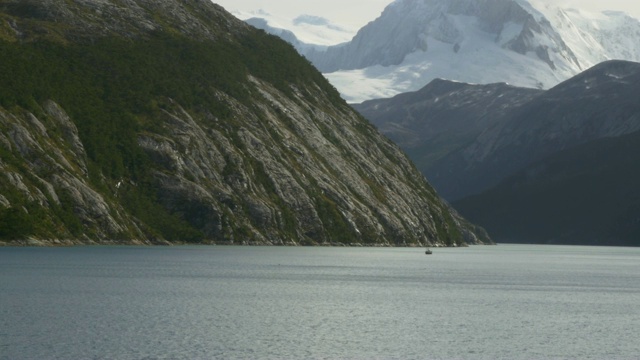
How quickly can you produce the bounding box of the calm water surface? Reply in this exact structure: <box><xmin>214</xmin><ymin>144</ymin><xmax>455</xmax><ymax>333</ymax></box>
<box><xmin>1</xmin><ymin>244</ymin><xmax>639</xmax><ymax>359</ymax></box>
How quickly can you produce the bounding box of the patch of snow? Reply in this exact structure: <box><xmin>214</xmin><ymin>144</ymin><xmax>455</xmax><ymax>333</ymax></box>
<box><xmin>324</xmin><ymin>9</ymin><xmax>575</xmax><ymax>103</ymax></box>
<box><xmin>235</xmin><ymin>1</ymin><xmax>640</xmax><ymax>103</ymax></box>
<box><xmin>530</xmin><ymin>4</ymin><xmax>640</xmax><ymax>69</ymax></box>
<box><xmin>498</xmin><ymin>22</ymin><xmax>524</xmax><ymax>46</ymax></box>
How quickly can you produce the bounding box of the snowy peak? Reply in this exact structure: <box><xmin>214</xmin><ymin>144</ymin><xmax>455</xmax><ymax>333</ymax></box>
<box><xmin>298</xmin><ymin>0</ymin><xmax>607</xmax><ymax>102</ymax></box>
<box><xmin>240</xmin><ymin>0</ymin><xmax>640</xmax><ymax>102</ymax></box>
<box><xmin>536</xmin><ymin>6</ymin><xmax>640</xmax><ymax>68</ymax></box>
<box><xmin>307</xmin><ymin>0</ymin><xmax>578</xmax><ymax>73</ymax></box>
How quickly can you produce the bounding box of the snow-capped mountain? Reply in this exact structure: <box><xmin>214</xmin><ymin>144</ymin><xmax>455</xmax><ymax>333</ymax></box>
<box><xmin>241</xmin><ymin>0</ymin><xmax>640</xmax><ymax>103</ymax></box>
<box><xmin>530</xmin><ymin>4</ymin><xmax>640</xmax><ymax>66</ymax></box>
<box><xmin>308</xmin><ymin>0</ymin><xmax>581</xmax><ymax>73</ymax></box>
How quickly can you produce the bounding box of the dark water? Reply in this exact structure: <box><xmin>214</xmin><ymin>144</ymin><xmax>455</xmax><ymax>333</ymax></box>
<box><xmin>1</xmin><ymin>245</ymin><xmax>639</xmax><ymax>359</ymax></box>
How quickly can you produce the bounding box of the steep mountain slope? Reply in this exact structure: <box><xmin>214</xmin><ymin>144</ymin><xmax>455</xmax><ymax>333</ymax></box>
<box><xmin>453</xmin><ymin>130</ymin><xmax>640</xmax><ymax>246</ymax></box>
<box><xmin>530</xmin><ymin>3</ymin><xmax>640</xmax><ymax>66</ymax></box>
<box><xmin>354</xmin><ymin>60</ymin><xmax>640</xmax><ymax>201</ymax></box>
<box><xmin>0</xmin><ymin>0</ymin><xmax>490</xmax><ymax>246</ymax></box>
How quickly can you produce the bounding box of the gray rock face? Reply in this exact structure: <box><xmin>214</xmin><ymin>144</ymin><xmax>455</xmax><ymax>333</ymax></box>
<box><xmin>0</xmin><ymin>102</ymin><xmax>148</xmax><ymax>243</ymax></box>
<box><xmin>131</xmin><ymin>78</ymin><xmax>487</xmax><ymax>246</ymax></box>
<box><xmin>0</xmin><ymin>93</ymin><xmax>488</xmax><ymax>246</ymax></box>
<box><xmin>0</xmin><ymin>0</ymin><xmax>490</xmax><ymax>246</ymax></box>
<box><xmin>0</xmin><ymin>0</ymin><xmax>242</xmax><ymax>41</ymax></box>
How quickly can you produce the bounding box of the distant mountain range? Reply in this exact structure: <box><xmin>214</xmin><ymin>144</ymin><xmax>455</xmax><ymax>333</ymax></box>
<box><xmin>245</xmin><ymin>0</ymin><xmax>640</xmax><ymax>102</ymax></box>
<box><xmin>355</xmin><ymin>60</ymin><xmax>640</xmax><ymax>245</ymax></box>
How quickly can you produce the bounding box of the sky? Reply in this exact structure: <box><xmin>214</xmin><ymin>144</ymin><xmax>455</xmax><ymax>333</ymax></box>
<box><xmin>214</xmin><ymin>0</ymin><xmax>391</xmax><ymax>30</ymax></box>
<box><xmin>214</xmin><ymin>0</ymin><xmax>640</xmax><ymax>29</ymax></box>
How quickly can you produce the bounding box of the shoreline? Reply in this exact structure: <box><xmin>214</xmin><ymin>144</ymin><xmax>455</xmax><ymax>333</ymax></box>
<box><xmin>0</xmin><ymin>238</ymin><xmax>462</xmax><ymax>248</ymax></box>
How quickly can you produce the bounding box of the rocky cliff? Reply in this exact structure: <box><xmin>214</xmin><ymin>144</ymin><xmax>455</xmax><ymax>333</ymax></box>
<box><xmin>0</xmin><ymin>0</ymin><xmax>490</xmax><ymax>246</ymax></box>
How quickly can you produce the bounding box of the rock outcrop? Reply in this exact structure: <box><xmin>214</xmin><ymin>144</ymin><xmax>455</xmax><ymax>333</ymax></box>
<box><xmin>0</xmin><ymin>0</ymin><xmax>490</xmax><ymax>246</ymax></box>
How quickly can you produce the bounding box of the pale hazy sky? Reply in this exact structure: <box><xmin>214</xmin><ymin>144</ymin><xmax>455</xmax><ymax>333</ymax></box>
<box><xmin>214</xmin><ymin>0</ymin><xmax>640</xmax><ymax>28</ymax></box>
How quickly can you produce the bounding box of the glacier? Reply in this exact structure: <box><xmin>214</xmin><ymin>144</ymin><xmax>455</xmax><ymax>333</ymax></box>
<box><xmin>238</xmin><ymin>0</ymin><xmax>640</xmax><ymax>103</ymax></box>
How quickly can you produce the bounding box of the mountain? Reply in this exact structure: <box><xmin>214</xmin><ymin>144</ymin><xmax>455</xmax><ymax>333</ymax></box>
<box><xmin>354</xmin><ymin>60</ymin><xmax>640</xmax><ymax>245</ymax></box>
<box><xmin>0</xmin><ymin>0</ymin><xmax>490</xmax><ymax>246</ymax></box>
<box><xmin>355</xmin><ymin>60</ymin><xmax>640</xmax><ymax>201</ymax></box>
<box><xmin>530</xmin><ymin>3</ymin><xmax>640</xmax><ymax>66</ymax></box>
<box><xmin>453</xmin><ymin>130</ymin><xmax>640</xmax><ymax>246</ymax></box>
<box><xmin>309</xmin><ymin>0</ymin><xmax>580</xmax><ymax>73</ymax></box>
<box><xmin>353</xmin><ymin>79</ymin><xmax>542</xmax><ymax>187</ymax></box>
<box><xmin>246</xmin><ymin>0</ymin><xmax>640</xmax><ymax>103</ymax></box>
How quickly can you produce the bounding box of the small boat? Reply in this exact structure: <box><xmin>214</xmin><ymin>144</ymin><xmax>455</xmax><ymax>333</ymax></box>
<box><xmin>425</xmin><ymin>248</ymin><xmax>432</xmax><ymax>255</ymax></box>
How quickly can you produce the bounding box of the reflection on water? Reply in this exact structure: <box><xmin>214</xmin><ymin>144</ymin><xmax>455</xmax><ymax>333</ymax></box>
<box><xmin>1</xmin><ymin>245</ymin><xmax>639</xmax><ymax>359</ymax></box>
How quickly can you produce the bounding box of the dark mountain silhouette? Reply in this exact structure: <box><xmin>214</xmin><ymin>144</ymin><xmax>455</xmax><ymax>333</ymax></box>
<box><xmin>354</xmin><ymin>60</ymin><xmax>640</xmax><ymax>245</ymax></box>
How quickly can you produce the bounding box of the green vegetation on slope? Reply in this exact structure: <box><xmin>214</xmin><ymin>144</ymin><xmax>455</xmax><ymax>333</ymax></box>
<box><xmin>0</xmin><ymin>29</ymin><xmax>343</xmax><ymax>242</ymax></box>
